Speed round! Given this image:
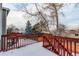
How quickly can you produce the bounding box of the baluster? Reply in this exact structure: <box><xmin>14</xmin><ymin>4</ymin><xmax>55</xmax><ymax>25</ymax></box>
<box><xmin>52</xmin><ymin>37</ymin><xmax>54</xmax><ymax>51</ymax></box>
<box><xmin>53</xmin><ymin>37</ymin><xmax>55</xmax><ymax>51</ymax></box>
<box><xmin>60</xmin><ymin>39</ymin><xmax>63</xmax><ymax>56</ymax></box>
<box><xmin>74</xmin><ymin>41</ymin><xmax>76</xmax><ymax>56</ymax></box>
<box><xmin>6</xmin><ymin>37</ymin><xmax>7</xmax><ymax>50</ymax></box>
<box><xmin>15</xmin><ymin>38</ymin><xmax>17</xmax><ymax>48</ymax></box>
<box><xmin>43</xmin><ymin>36</ymin><xmax>45</xmax><ymax>47</ymax></box>
<box><xmin>3</xmin><ymin>36</ymin><xmax>5</xmax><ymax>51</ymax></box>
<box><xmin>14</xmin><ymin>38</ymin><xmax>16</xmax><ymax>49</ymax></box>
<box><xmin>70</xmin><ymin>40</ymin><xmax>72</xmax><ymax>55</ymax></box>
<box><xmin>16</xmin><ymin>37</ymin><xmax>18</xmax><ymax>48</ymax></box>
<box><xmin>15</xmin><ymin>37</ymin><xmax>17</xmax><ymax>48</ymax></box>
<box><xmin>9</xmin><ymin>37</ymin><xmax>10</xmax><ymax>49</ymax></box>
<box><xmin>17</xmin><ymin>37</ymin><xmax>19</xmax><ymax>48</ymax></box>
<box><xmin>3</xmin><ymin>37</ymin><xmax>5</xmax><ymax>51</ymax></box>
<box><xmin>63</xmin><ymin>39</ymin><xmax>65</xmax><ymax>56</ymax></box>
<box><xmin>20</xmin><ymin>37</ymin><xmax>24</xmax><ymax>46</ymax></box>
<box><xmin>1</xmin><ymin>36</ymin><xmax>3</xmax><ymax>51</ymax></box>
<box><xmin>19</xmin><ymin>37</ymin><xmax>21</xmax><ymax>47</ymax></box>
<box><xmin>66</xmin><ymin>40</ymin><xmax>68</xmax><ymax>56</ymax></box>
<box><xmin>43</xmin><ymin>36</ymin><xmax>44</xmax><ymax>47</ymax></box>
<box><xmin>58</xmin><ymin>37</ymin><xmax>60</xmax><ymax>55</ymax></box>
<box><xmin>44</xmin><ymin>37</ymin><xmax>46</xmax><ymax>47</ymax></box>
<box><xmin>5</xmin><ymin>37</ymin><xmax>7</xmax><ymax>51</ymax></box>
<box><xmin>12</xmin><ymin>38</ymin><xmax>14</xmax><ymax>49</ymax></box>
<box><xmin>59</xmin><ymin>38</ymin><xmax>61</xmax><ymax>55</ymax></box>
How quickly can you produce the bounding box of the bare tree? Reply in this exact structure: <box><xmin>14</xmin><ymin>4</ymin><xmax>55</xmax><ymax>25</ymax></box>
<box><xmin>58</xmin><ymin>24</ymin><xmax>66</xmax><ymax>35</ymax></box>
<box><xmin>7</xmin><ymin>24</ymin><xmax>19</xmax><ymax>33</ymax></box>
<box><xmin>22</xmin><ymin>3</ymin><xmax>51</xmax><ymax>33</ymax></box>
<box><xmin>53</xmin><ymin>24</ymin><xmax>66</xmax><ymax>35</ymax></box>
<box><xmin>41</xmin><ymin>3</ymin><xmax>64</xmax><ymax>35</ymax></box>
<box><xmin>7</xmin><ymin>24</ymin><xmax>15</xmax><ymax>33</ymax></box>
<box><xmin>14</xmin><ymin>3</ymin><xmax>65</xmax><ymax>35</ymax></box>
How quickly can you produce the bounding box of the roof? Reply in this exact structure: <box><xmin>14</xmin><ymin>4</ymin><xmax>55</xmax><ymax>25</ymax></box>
<box><xmin>65</xmin><ymin>30</ymin><xmax>79</xmax><ymax>34</ymax></box>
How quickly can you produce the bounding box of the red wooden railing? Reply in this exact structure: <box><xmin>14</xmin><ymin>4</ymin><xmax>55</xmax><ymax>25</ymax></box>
<box><xmin>1</xmin><ymin>32</ymin><xmax>42</xmax><ymax>51</ymax></box>
<box><xmin>43</xmin><ymin>33</ymin><xmax>79</xmax><ymax>56</ymax></box>
<box><xmin>1</xmin><ymin>32</ymin><xmax>79</xmax><ymax>56</ymax></box>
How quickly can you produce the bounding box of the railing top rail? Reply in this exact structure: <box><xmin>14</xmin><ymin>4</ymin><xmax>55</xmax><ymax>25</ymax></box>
<box><xmin>2</xmin><ymin>32</ymin><xmax>79</xmax><ymax>42</ymax></box>
<box><xmin>1</xmin><ymin>32</ymin><xmax>44</xmax><ymax>39</ymax></box>
<box><xmin>42</xmin><ymin>33</ymin><xmax>79</xmax><ymax>42</ymax></box>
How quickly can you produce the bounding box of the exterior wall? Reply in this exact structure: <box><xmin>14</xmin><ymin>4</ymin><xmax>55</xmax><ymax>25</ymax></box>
<box><xmin>0</xmin><ymin>5</ymin><xmax>9</xmax><ymax>40</ymax></box>
<box><xmin>2</xmin><ymin>8</ymin><xmax>9</xmax><ymax>34</ymax></box>
<box><xmin>0</xmin><ymin>3</ymin><xmax>2</xmax><ymax>49</ymax></box>
<box><xmin>0</xmin><ymin>3</ymin><xmax>2</xmax><ymax>40</ymax></box>
<box><xmin>66</xmin><ymin>33</ymin><xmax>79</xmax><ymax>38</ymax></box>
<box><xmin>61</xmin><ymin>32</ymin><xmax>79</xmax><ymax>38</ymax></box>
<box><xmin>0</xmin><ymin>6</ymin><xmax>9</xmax><ymax>49</ymax></box>
<box><xmin>2</xmin><ymin>9</ymin><xmax>6</xmax><ymax>34</ymax></box>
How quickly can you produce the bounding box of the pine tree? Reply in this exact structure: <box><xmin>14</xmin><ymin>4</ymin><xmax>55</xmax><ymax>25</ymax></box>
<box><xmin>25</xmin><ymin>21</ymin><xmax>32</xmax><ymax>34</ymax></box>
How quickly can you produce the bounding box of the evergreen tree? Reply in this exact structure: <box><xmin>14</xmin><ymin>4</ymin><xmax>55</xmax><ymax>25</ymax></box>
<box><xmin>25</xmin><ymin>21</ymin><xmax>32</xmax><ymax>34</ymax></box>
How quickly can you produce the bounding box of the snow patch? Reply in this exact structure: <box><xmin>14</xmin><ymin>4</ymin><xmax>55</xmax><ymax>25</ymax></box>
<box><xmin>0</xmin><ymin>42</ymin><xmax>57</xmax><ymax>56</ymax></box>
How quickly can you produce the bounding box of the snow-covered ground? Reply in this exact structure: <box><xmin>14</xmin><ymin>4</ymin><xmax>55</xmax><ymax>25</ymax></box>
<box><xmin>0</xmin><ymin>39</ymin><xmax>38</xmax><ymax>51</ymax></box>
<box><xmin>18</xmin><ymin>39</ymin><xmax>37</xmax><ymax>45</ymax></box>
<box><xmin>0</xmin><ymin>42</ymin><xmax>57</xmax><ymax>56</ymax></box>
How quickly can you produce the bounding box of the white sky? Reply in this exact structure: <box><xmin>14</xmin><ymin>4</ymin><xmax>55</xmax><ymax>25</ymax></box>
<box><xmin>3</xmin><ymin>3</ymin><xmax>39</xmax><ymax>29</ymax></box>
<box><xmin>7</xmin><ymin>11</ymin><xmax>26</xmax><ymax>29</ymax></box>
<box><xmin>3</xmin><ymin>3</ymin><xmax>79</xmax><ymax>29</ymax></box>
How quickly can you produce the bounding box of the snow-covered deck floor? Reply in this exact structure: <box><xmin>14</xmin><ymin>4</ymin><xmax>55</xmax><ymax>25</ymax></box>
<box><xmin>0</xmin><ymin>42</ymin><xmax>57</xmax><ymax>56</ymax></box>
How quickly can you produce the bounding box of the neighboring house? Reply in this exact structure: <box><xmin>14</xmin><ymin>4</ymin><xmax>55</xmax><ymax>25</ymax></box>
<box><xmin>0</xmin><ymin>3</ymin><xmax>10</xmax><ymax>40</ymax></box>
<box><xmin>55</xmin><ymin>29</ymin><xmax>79</xmax><ymax>38</ymax></box>
<box><xmin>63</xmin><ymin>30</ymin><xmax>79</xmax><ymax>38</ymax></box>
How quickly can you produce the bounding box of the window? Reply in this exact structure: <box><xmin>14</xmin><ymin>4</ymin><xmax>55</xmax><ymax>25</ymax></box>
<box><xmin>75</xmin><ymin>34</ymin><xmax>78</xmax><ymax>36</ymax></box>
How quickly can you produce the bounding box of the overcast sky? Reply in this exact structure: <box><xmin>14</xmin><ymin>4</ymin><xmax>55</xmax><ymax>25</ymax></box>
<box><xmin>2</xmin><ymin>3</ymin><xmax>79</xmax><ymax>29</ymax></box>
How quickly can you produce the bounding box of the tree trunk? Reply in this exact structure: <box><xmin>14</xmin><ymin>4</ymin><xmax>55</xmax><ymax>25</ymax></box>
<box><xmin>35</xmin><ymin>4</ymin><xmax>51</xmax><ymax>33</ymax></box>
<box><xmin>54</xmin><ymin>4</ymin><xmax>59</xmax><ymax>35</ymax></box>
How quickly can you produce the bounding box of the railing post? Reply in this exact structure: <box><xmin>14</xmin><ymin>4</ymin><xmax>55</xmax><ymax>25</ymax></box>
<box><xmin>1</xmin><ymin>35</ymin><xmax>3</xmax><ymax>51</ymax></box>
<box><xmin>6</xmin><ymin>36</ymin><xmax>8</xmax><ymax>51</ymax></box>
<box><xmin>2</xmin><ymin>36</ymin><xmax>5</xmax><ymax>51</ymax></box>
